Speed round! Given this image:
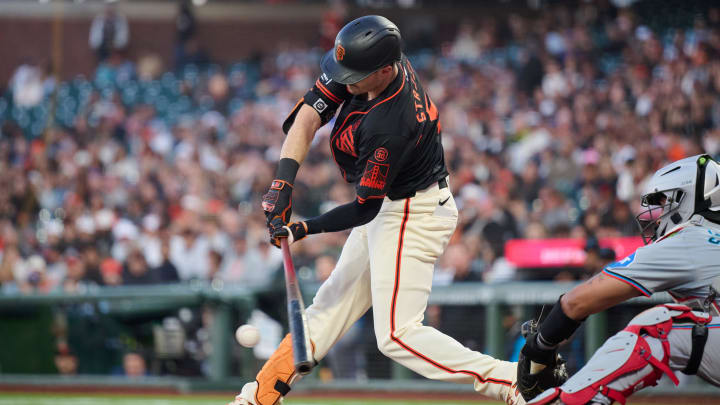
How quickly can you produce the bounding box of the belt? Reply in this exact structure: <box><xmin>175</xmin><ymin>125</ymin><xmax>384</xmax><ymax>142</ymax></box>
<box><xmin>389</xmin><ymin>178</ymin><xmax>448</xmax><ymax>200</ymax></box>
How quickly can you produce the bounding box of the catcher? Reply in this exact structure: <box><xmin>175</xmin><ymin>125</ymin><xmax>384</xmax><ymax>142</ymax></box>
<box><xmin>518</xmin><ymin>154</ymin><xmax>720</xmax><ymax>404</ymax></box>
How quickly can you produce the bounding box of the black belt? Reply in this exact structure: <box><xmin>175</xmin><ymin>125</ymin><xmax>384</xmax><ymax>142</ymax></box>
<box><xmin>389</xmin><ymin>178</ymin><xmax>448</xmax><ymax>200</ymax></box>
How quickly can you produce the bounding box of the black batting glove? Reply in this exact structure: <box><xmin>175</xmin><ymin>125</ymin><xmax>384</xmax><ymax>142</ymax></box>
<box><xmin>262</xmin><ymin>179</ymin><xmax>293</xmax><ymax>231</ymax></box>
<box><xmin>270</xmin><ymin>221</ymin><xmax>308</xmax><ymax>248</ymax></box>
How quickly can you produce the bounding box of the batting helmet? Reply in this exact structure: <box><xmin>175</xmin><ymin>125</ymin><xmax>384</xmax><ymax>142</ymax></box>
<box><xmin>320</xmin><ymin>15</ymin><xmax>403</xmax><ymax>85</ymax></box>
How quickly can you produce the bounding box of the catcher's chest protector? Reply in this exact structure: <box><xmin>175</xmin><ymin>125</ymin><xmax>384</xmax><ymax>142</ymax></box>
<box><xmin>528</xmin><ymin>305</ymin><xmax>711</xmax><ymax>405</ymax></box>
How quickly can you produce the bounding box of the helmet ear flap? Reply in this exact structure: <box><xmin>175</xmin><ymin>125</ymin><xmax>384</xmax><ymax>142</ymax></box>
<box><xmin>702</xmin><ymin>158</ymin><xmax>720</xmax><ymax>211</ymax></box>
<box><xmin>694</xmin><ymin>155</ymin><xmax>720</xmax><ymax>224</ymax></box>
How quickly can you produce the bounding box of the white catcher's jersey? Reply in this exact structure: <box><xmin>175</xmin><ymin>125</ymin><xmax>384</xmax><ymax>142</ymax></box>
<box><xmin>602</xmin><ymin>215</ymin><xmax>720</xmax><ymax>314</ymax></box>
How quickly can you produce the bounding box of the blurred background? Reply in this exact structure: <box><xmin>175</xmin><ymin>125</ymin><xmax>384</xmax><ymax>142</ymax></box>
<box><xmin>0</xmin><ymin>0</ymin><xmax>719</xmax><ymax>401</ymax></box>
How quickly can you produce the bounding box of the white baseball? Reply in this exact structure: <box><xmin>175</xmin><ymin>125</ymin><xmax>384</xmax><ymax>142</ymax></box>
<box><xmin>235</xmin><ymin>324</ymin><xmax>260</xmax><ymax>348</ymax></box>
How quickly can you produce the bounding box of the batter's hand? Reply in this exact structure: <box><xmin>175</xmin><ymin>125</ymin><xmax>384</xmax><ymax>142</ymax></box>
<box><xmin>262</xmin><ymin>179</ymin><xmax>293</xmax><ymax>230</ymax></box>
<box><xmin>270</xmin><ymin>221</ymin><xmax>308</xmax><ymax>248</ymax></box>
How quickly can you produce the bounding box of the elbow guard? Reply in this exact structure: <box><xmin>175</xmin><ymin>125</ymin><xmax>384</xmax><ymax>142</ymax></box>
<box><xmin>282</xmin><ymin>78</ymin><xmax>347</xmax><ymax>134</ymax></box>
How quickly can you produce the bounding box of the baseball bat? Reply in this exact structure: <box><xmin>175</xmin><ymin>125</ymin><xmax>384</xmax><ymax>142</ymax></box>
<box><xmin>280</xmin><ymin>238</ymin><xmax>314</xmax><ymax>375</ymax></box>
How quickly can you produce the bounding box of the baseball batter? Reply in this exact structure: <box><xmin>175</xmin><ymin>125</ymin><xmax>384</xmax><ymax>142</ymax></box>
<box><xmin>518</xmin><ymin>154</ymin><xmax>720</xmax><ymax>404</ymax></box>
<box><xmin>230</xmin><ymin>15</ymin><xmax>522</xmax><ymax>405</ymax></box>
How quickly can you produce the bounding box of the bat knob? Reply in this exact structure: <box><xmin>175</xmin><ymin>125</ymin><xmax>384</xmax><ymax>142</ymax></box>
<box><xmin>296</xmin><ymin>361</ymin><xmax>314</xmax><ymax>375</ymax></box>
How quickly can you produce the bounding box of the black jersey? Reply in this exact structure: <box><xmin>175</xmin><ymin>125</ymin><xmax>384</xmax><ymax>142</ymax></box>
<box><xmin>283</xmin><ymin>55</ymin><xmax>448</xmax><ymax>203</ymax></box>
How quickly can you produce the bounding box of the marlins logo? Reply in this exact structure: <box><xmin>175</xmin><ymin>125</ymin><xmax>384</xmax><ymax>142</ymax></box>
<box><xmin>606</xmin><ymin>253</ymin><xmax>636</xmax><ymax>269</ymax></box>
<box><xmin>336</xmin><ymin>44</ymin><xmax>345</xmax><ymax>61</ymax></box>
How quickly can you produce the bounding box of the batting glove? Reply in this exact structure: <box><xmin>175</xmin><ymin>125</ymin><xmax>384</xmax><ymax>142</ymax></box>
<box><xmin>270</xmin><ymin>221</ymin><xmax>308</xmax><ymax>248</ymax></box>
<box><xmin>262</xmin><ymin>179</ymin><xmax>293</xmax><ymax>231</ymax></box>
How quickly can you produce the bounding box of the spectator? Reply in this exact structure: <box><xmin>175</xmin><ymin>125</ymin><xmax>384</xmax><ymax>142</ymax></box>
<box><xmin>176</xmin><ymin>0</ymin><xmax>197</xmax><ymax>45</ymax></box>
<box><xmin>153</xmin><ymin>237</ymin><xmax>180</xmax><ymax>283</ymax></box>
<box><xmin>122</xmin><ymin>248</ymin><xmax>156</xmax><ymax>285</ymax></box>
<box><xmin>62</xmin><ymin>249</ymin><xmax>97</xmax><ymax>292</ymax></box>
<box><xmin>89</xmin><ymin>4</ymin><xmax>129</xmax><ymax>63</ymax></box>
<box><xmin>54</xmin><ymin>341</ymin><xmax>78</xmax><ymax>376</ymax></box>
<box><xmin>122</xmin><ymin>352</ymin><xmax>147</xmax><ymax>377</ymax></box>
<box><xmin>100</xmin><ymin>257</ymin><xmax>123</xmax><ymax>286</ymax></box>
<box><xmin>170</xmin><ymin>225</ymin><xmax>210</xmax><ymax>281</ymax></box>
<box><xmin>207</xmin><ymin>249</ymin><xmax>223</xmax><ymax>281</ymax></box>
<box><xmin>139</xmin><ymin>214</ymin><xmax>163</xmax><ymax>268</ymax></box>
<box><xmin>9</xmin><ymin>59</ymin><xmax>54</xmax><ymax>108</ymax></box>
<box><xmin>174</xmin><ymin>1</ymin><xmax>210</xmax><ymax>70</ymax></box>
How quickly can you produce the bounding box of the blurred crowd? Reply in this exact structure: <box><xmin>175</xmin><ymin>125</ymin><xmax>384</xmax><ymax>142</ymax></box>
<box><xmin>2</xmin><ymin>1</ymin><xmax>720</xmax><ymax>295</ymax></box>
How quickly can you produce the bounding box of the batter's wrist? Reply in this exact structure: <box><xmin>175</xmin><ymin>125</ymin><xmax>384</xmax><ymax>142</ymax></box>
<box><xmin>304</xmin><ymin>218</ymin><xmax>322</xmax><ymax>235</ymax></box>
<box><xmin>276</xmin><ymin>158</ymin><xmax>300</xmax><ymax>184</ymax></box>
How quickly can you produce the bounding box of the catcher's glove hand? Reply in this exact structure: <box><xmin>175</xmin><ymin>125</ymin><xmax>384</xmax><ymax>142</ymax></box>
<box><xmin>517</xmin><ymin>320</ymin><xmax>569</xmax><ymax>401</ymax></box>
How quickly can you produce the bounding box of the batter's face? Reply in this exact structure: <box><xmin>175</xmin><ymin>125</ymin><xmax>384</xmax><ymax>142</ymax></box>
<box><xmin>346</xmin><ymin>64</ymin><xmax>396</xmax><ymax>98</ymax></box>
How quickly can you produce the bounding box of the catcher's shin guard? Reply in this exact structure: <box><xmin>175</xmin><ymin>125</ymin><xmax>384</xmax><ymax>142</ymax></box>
<box><xmin>251</xmin><ymin>334</ymin><xmax>307</xmax><ymax>405</ymax></box>
<box><xmin>528</xmin><ymin>305</ymin><xmax>711</xmax><ymax>405</ymax></box>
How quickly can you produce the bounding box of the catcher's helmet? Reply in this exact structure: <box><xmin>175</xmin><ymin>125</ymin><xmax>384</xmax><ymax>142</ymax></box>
<box><xmin>321</xmin><ymin>15</ymin><xmax>402</xmax><ymax>85</ymax></box>
<box><xmin>636</xmin><ymin>154</ymin><xmax>720</xmax><ymax>244</ymax></box>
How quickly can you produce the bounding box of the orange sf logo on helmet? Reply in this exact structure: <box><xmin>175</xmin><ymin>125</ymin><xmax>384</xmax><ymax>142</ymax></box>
<box><xmin>336</xmin><ymin>44</ymin><xmax>345</xmax><ymax>61</ymax></box>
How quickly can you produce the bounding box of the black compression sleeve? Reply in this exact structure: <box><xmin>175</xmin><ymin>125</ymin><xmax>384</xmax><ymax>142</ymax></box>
<box><xmin>537</xmin><ymin>297</ymin><xmax>584</xmax><ymax>347</ymax></box>
<box><xmin>305</xmin><ymin>198</ymin><xmax>383</xmax><ymax>234</ymax></box>
<box><xmin>276</xmin><ymin>158</ymin><xmax>300</xmax><ymax>184</ymax></box>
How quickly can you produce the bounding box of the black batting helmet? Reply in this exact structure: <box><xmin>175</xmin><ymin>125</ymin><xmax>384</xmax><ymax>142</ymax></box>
<box><xmin>320</xmin><ymin>15</ymin><xmax>403</xmax><ymax>85</ymax></box>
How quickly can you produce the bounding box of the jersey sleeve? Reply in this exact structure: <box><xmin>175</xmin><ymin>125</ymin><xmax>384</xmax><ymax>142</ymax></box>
<box><xmin>355</xmin><ymin>133</ymin><xmax>411</xmax><ymax>204</ymax></box>
<box><xmin>601</xmin><ymin>231</ymin><xmax>694</xmax><ymax>297</ymax></box>
<box><xmin>282</xmin><ymin>73</ymin><xmax>351</xmax><ymax>134</ymax></box>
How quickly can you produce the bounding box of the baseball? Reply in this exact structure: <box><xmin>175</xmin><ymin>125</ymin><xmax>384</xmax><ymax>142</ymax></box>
<box><xmin>235</xmin><ymin>324</ymin><xmax>260</xmax><ymax>348</ymax></box>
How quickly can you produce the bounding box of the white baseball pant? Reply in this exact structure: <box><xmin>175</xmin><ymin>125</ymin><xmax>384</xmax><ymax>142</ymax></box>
<box><xmin>304</xmin><ymin>179</ymin><xmax>519</xmax><ymax>401</ymax></box>
<box><xmin>667</xmin><ymin>316</ymin><xmax>720</xmax><ymax>385</ymax></box>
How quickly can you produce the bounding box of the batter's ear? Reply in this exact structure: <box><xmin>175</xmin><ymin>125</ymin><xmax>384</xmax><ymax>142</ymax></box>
<box><xmin>379</xmin><ymin>64</ymin><xmax>394</xmax><ymax>75</ymax></box>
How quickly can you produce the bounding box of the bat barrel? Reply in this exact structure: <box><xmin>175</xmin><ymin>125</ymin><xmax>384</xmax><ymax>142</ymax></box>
<box><xmin>282</xmin><ymin>239</ymin><xmax>315</xmax><ymax>375</ymax></box>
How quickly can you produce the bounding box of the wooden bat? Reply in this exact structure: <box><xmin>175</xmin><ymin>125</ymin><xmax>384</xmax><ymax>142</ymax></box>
<box><xmin>280</xmin><ymin>238</ymin><xmax>314</xmax><ymax>375</ymax></box>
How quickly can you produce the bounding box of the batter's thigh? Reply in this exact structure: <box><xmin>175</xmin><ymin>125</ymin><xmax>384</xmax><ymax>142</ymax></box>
<box><xmin>305</xmin><ymin>225</ymin><xmax>373</xmax><ymax>360</ymax></box>
<box><xmin>364</xmin><ymin>195</ymin><xmax>518</xmax><ymax>401</ymax></box>
<box><xmin>668</xmin><ymin>316</ymin><xmax>720</xmax><ymax>386</ymax></box>
<box><xmin>366</xmin><ymin>191</ymin><xmax>457</xmax><ymax>329</ymax></box>
<box><xmin>367</xmin><ymin>202</ymin><xmax>457</xmax><ymax>338</ymax></box>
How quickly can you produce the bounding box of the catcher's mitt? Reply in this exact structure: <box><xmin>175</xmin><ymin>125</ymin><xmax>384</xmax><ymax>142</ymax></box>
<box><xmin>517</xmin><ymin>320</ymin><xmax>569</xmax><ymax>401</ymax></box>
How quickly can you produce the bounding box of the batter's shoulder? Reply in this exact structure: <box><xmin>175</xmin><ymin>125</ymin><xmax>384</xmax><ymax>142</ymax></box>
<box><xmin>362</xmin><ymin>106</ymin><xmax>414</xmax><ymax>140</ymax></box>
<box><xmin>365</xmin><ymin>94</ymin><xmax>417</xmax><ymax>137</ymax></box>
